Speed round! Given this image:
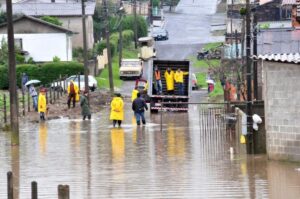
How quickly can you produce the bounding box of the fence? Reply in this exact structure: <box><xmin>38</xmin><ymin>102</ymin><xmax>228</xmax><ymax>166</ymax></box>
<box><xmin>0</xmin><ymin>73</ymin><xmax>88</xmax><ymax>126</ymax></box>
<box><xmin>6</xmin><ymin>171</ymin><xmax>70</xmax><ymax>199</ymax></box>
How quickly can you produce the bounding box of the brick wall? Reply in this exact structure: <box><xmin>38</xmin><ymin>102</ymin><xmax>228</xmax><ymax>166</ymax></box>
<box><xmin>263</xmin><ymin>61</ymin><xmax>300</xmax><ymax>162</ymax></box>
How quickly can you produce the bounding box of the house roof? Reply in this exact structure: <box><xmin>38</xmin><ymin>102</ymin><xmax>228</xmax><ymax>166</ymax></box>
<box><xmin>6</xmin><ymin>1</ymin><xmax>96</xmax><ymax>16</ymax></box>
<box><xmin>257</xmin><ymin>29</ymin><xmax>300</xmax><ymax>55</ymax></box>
<box><xmin>253</xmin><ymin>53</ymin><xmax>300</xmax><ymax>63</ymax></box>
<box><xmin>282</xmin><ymin>0</ymin><xmax>298</xmax><ymax>5</ymax></box>
<box><xmin>0</xmin><ymin>15</ymin><xmax>75</xmax><ymax>34</ymax></box>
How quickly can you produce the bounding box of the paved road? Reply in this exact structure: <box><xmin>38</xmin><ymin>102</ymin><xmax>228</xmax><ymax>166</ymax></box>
<box><xmin>120</xmin><ymin>0</ymin><xmax>224</xmax><ymax>96</ymax></box>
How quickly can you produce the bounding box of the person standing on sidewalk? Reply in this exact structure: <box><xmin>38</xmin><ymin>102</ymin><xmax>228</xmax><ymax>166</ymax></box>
<box><xmin>164</xmin><ymin>67</ymin><xmax>175</xmax><ymax>95</ymax></box>
<box><xmin>110</xmin><ymin>93</ymin><xmax>124</xmax><ymax>128</ymax></box>
<box><xmin>174</xmin><ymin>68</ymin><xmax>189</xmax><ymax>95</ymax></box>
<box><xmin>67</xmin><ymin>80</ymin><xmax>79</xmax><ymax>108</ymax></box>
<box><xmin>29</xmin><ymin>84</ymin><xmax>38</xmax><ymax>111</ymax></box>
<box><xmin>154</xmin><ymin>66</ymin><xmax>162</xmax><ymax>95</ymax></box>
<box><xmin>132</xmin><ymin>92</ymin><xmax>148</xmax><ymax>126</ymax></box>
<box><xmin>80</xmin><ymin>90</ymin><xmax>91</xmax><ymax>120</ymax></box>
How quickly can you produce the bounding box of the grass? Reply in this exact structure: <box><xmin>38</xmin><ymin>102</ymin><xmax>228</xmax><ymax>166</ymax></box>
<box><xmin>203</xmin><ymin>42</ymin><xmax>223</xmax><ymax>51</ymax></box>
<box><xmin>189</xmin><ymin>57</ymin><xmax>220</xmax><ymax>69</ymax></box>
<box><xmin>209</xmin><ymin>81</ymin><xmax>224</xmax><ymax>99</ymax></box>
<box><xmin>96</xmin><ymin>44</ymin><xmax>138</xmax><ymax>89</ymax></box>
<box><xmin>196</xmin><ymin>73</ymin><xmax>207</xmax><ymax>88</ymax></box>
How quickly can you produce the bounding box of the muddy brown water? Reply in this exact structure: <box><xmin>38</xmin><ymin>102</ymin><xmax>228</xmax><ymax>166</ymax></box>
<box><xmin>1</xmin><ymin>103</ymin><xmax>300</xmax><ymax>198</ymax></box>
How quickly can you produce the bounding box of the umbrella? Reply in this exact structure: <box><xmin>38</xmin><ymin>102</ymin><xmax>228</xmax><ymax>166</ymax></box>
<box><xmin>206</xmin><ymin>79</ymin><xmax>215</xmax><ymax>84</ymax></box>
<box><xmin>25</xmin><ymin>80</ymin><xmax>41</xmax><ymax>86</ymax></box>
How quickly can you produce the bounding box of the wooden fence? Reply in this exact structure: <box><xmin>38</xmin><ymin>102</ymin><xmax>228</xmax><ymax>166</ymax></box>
<box><xmin>7</xmin><ymin>171</ymin><xmax>70</xmax><ymax>199</ymax></box>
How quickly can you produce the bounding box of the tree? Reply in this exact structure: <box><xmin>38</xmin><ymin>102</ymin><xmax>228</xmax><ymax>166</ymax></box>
<box><xmin>0</xmin><ymin>3</ymin><xmax>7</xmax><ymax>24</ymax></box>
<box><xmin>0</xmin><ymin>38</ymin><xmax>8</xmax><ymax>65</ymax></box>
<box><xmin>40</xmin><ymin>16</ymin><xmax>63</xmax><ymax>26</ymax></box>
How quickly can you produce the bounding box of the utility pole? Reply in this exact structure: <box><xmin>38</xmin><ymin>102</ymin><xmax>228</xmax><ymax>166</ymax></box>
<box><xmin>104</xmin><ymin>0</ymin><xmax>114</xmax><ymax>93</ymax></box>
<box><xmin>133</xmin><ymin>0</ymin><xmax>138</xmax><ymax>49</ymax></box>
<box><xmin>81</xmin><ymin>0</ymin><xmax>89</xmax><ymax>95</ymax></box>
<box><xmin>253</xmin><ymin>2</ymin><xmax>258</xmax><ymax>100</ymax></box>
<box><xmin>6</xmin><ymin>0</ymin><xmax>19</xmax><ymax>145</ymax></box>
<box><xmin>246</xmin><ymin>0</ymin><xmax>253</xmax><ymax>154</ymax></box>
<box><xmin>119</xmin><ymin>1</ymin><xmax>123</xmax><ymax>68</ymax></box>
<box><xmin>235</xmin><ymin>29</ymin><xmax>241</xmax><ymax>100</ymax></box>
<box><xmin>149</xmin><ymin>0</ymin><xmax>153</xmax><ymax>24</ymax></box>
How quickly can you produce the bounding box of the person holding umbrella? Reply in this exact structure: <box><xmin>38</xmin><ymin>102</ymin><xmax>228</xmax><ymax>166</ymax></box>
<box><xmin>25</xmin><ymin>79</ymin><xmax>41</xmax><ymax>111</ymax></box>
<box><xmin>29</xmin><ymin>84</ymin><xmax>38</xmax><ymax>111</ymax></box>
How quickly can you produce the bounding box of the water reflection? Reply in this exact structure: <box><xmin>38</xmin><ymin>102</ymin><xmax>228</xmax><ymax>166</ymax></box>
<box><xmin>39</xmin><ymin>123</ymin><xmax>48</xmax><ymax>155</ymax></box>
<box><xmin>0</xmin><ymin>105</ymin><xmax>300</xmax><ymax>198</ymax></box>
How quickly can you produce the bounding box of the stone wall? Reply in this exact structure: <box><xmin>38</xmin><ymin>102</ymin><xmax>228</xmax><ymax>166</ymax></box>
<box><xmin>263</xmin><ymin>61</ymin><xmax>300</xmax><ymax>162</ymax></box>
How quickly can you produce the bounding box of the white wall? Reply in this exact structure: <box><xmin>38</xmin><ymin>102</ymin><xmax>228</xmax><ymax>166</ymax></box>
<box><xmin>0</xmin><ymin>33</ymin><xmax>72</xmax><ymax>62</ymax></box>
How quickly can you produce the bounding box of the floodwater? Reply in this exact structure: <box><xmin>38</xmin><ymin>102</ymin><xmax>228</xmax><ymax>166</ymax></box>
<box><xmin>1</xmin><ymin>100</ymin><xmax>300</xmax><ymax>198</ymax></box>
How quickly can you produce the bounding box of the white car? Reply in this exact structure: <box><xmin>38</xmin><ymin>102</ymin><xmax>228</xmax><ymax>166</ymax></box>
<box><xmin>119</xmin><ymin>59</ymin><xmax>143</xmax><ymax>79</ymax></box>
<box><xmin>51</xmin><ymin>75</ymin><xmax>97</xmax><ymax>92</ymax></box>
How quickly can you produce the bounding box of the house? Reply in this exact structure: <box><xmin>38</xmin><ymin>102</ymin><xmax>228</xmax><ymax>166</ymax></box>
<box><xmin>4</xmin><ymin>0</ymin><xmax>96</xmax><ymax>49</ymax></box>
<box><xmin>282</xmin><ymin>0</ymin><xmax>300</xmax><ymax>28</ymax></box>
<box><xmin>0</xmin><ymin>15</ymin><xmax>74</xmax><ymax>62</ymax></box>
<box><xmin>255</xmin><ymin>53</ymin><xmax>300</xmax><ymax>162</ymax></box>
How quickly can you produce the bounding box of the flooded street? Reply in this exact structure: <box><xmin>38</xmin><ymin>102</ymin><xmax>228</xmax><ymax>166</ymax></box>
<box><xmin>1</xmin><ymin>102</ymin><xmax>300</xmax><ymax>198</ymax></box>
<box><xmin>1</xmin><ymin>0</ymin><xmax>300</xmax><ymax>198</ymax></box>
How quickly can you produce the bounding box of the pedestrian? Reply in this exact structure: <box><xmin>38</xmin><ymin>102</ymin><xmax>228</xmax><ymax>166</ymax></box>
<box><xmin>21</xmin><ymin>72</ymin><xmax>29</xmax><ymax>94</ymax></box>
<box><xmin>67</xmin><ymin>80</ymin><xmax>79</xmax><ymax>108</ymax></box>
<box><xmin>164</xmin><ymin>67</ymin><xmax>175</xmax><ymax>95</ymax></box>
<box><xmin>154</xmin><ymin>66</ymin><xmax>162</xmax><ymax>95</ymax></box>
<box><xmin>174</xmin><ymin>68</ymin><xmax>189</xmax><ymax>95</ymax></box>
<box><xmin>38</xmin><ymin>88</ymin><xmax>47</xmax><ymax>121</ymax></box>
<box><xmin>80</xmin><ymin>90</ymin><xmax>91</xmax><ymax>120</ymax></box>
<box><xmin>29</xmin><ymin>84</ymin><xmax>38</xmax><ymax>111</ymax></box>
<box><xmin>110</xmin><ymin>93</ymin><xmax>124</xmax><ymax>128</ymax></box>
<box><xmin>132</xmin><ymin>92</ymin><xmax>148</xmax><ymax>126</ymax></box>
<box><xmin>132</xmin><ymin>86</ymin><xmax>139</xmax><ymax>102</ymax></box>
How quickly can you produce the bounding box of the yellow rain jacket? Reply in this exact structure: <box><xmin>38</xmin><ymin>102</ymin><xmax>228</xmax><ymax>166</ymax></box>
<box><xmin>110</xmin><ymin>97</ymin><xmax>124</xmax><ymax>121</ymax></box>
<box><xmin>67</xmin><ymin>81</ymin><xmax>80</xmax><ymax>101</ymax></box>
<box><xmin>164</xmin><ymin>70</ymin><xmax>175</xmax><ymax>91</ymax></box>
<box><xmin>38</xmin><ymin>93</ymin><xmax>47</xmax><ymax>113</ymax></box>
<box><xmin>174</xmin><ymin>71</ymin><xmax>189</xmax><ymax>83</ymax></box>
<box><xmin>131</xmin><ymin>89</ymin><xmax>139</xmax><ymax>102</ymax></box>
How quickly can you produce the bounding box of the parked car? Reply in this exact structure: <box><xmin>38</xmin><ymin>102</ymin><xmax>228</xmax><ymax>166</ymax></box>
<box><xmin>151</xmin><ymin>27</ymin><xmax>169</xmax><ymax>41</ymax></box>
<box><xmin>51</xmin><ymin>75</ymin><xmax>97</xmax><ymax>92</ymax></box>
<box><xmin>119</xmin><ymin>59</ymin><xmax>143</xmax><ymax>80</ymax></box>
<box><xmin>191</xmin><ymin>73</ymin><xmax>198</xmax><ymax>90</ymax></box>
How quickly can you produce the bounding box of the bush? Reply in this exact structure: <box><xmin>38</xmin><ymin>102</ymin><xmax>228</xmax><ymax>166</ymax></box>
<box><xmin>0</xmin><ymin>62</ymin><xmax>84</xmax><ymax>89</ymax></box>
<box><xmin>95</xmin><ymin>40</ymin><xmax>116</xmax><ymax>57</ymax></box>
<box><xmin>0</xmin><ymin>65</ymin><xmax>8</xmax><ymax>89</ymax></box>
<box><xmin>40</xmin><ymin>16</ymin><xmax>63</xmax><ymax>26</ymax></box>
<box><xmin>122</xmin><ymin>30</ymin><xmax>134</xmax><ymax>45</ymax></box>
<box><xmin>121</xmin><ymin>15</ymin><xmax>148</xmax><ymax>38</ymax></box>
<box><xmin>52</xmin><ymin>56</ymin><xmax>61</xmax><ymax>62</ymax></box>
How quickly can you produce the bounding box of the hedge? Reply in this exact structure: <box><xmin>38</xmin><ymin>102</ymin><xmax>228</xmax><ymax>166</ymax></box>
<box><xmin>0</xmin><ymin>62</ymin><xmax>84</xmax><ymax>89</ymax></box>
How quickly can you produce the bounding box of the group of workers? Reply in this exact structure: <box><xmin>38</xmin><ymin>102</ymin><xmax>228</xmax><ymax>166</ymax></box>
<box><xmin>36</xmin><ymin>82</ymin><xmax>148</xmax><ymax>128</ymax></box>
<box><xmin>154</xmin><ymin>66</ymin><xmax>189</xmax><ymax>96</ymax></box>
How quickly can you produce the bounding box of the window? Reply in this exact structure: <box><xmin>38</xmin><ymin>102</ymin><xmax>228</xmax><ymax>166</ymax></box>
<box><xmin>14</xmin><ymin>38</ymin><xmax>23</xmax><ymax>50</ymax></box>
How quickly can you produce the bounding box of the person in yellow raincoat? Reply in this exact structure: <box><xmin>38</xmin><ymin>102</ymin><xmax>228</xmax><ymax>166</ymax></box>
<box><xmin>67</xmin><ymin>80</ymin><xmax>79</xmax><ymax>108</ymax></box>
<box><xmin>38</xmin><ymin>88</ymin><xmax>47</xmax><ymax>121</ymax></box>
<box><xmin>132</xmin><ymin>88</ymin><xmax>139</xmax><ymax>102</ymax></box>
<box><xmin>174</xmin><ymin>68</ymin><xmax>189</xmax><ymax>95</ymax></box>
<box><xmin>164</xmin><ymin>67</ymin><xmax>175</xmax><ymax>95</ymax></box>
<box><xmin>110</xmin><ymin>93</ymin><xmax>124</xmax><ymax>128</ymax></box>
